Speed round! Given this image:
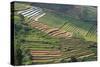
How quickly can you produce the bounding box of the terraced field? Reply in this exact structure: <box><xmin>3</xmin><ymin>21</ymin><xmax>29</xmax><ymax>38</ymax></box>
<box><xmin>85</xmin><ymin>25</ymin><xmax>97</xmax><ymax>41</ymax></box>
<box><xmin>31</xmin><ymin>50</ymin><xmax>62</xmax><ymax>63</ymax></box>
<box><xmin>18</xmin><ymin>6</ymin><xmax>45</xmax><ymax>21</ymax></box>
<box><xmin>28</xmin><ymin>21</ymin><xmax>72</xmax><ymax>38</ymax></box>
<box><xmin>17</xmin><ymin>7</ymin><xmax>73</xmax><ymax>39</ymax></box>
<box><xmin>17</xmin><ymin>6</ymin><xmax>97</xmax><ymax>42</ymax></box>
<box><xmin>14</xmin><ymin>3</ymin><xmax>97</xmax><ymax>65</ymax></box>
<box><xmin>38</xmin><ymin>9</ymin><xmax>97</xmax><ymax>42</ymax></box>
<box><xmin>21</xmin><ymin>34</ymin><xmax>96</xmax><ymax>63</ymax></box>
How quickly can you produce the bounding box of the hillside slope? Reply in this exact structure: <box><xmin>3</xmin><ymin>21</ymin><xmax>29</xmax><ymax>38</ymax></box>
<box><xmin>38</xmin><ymin>8</ymin><xmax>97</xmax><ymax>42</ymax></box>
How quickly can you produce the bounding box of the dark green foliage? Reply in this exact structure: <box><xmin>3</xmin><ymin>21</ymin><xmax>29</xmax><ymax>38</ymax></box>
<box><xmin>15</xmin><ymin>47</ymin><xmax>23</xmax><ymax>65</ymax></box>
<box><xmin>70</xmin><ymin>56</ymin><xmax>78</xmax><ymax>62</ymax></box>
<box><xmin>14</xmin><ymin>15</ymin><xmax>32</xmax><ymax>65</ymax></box>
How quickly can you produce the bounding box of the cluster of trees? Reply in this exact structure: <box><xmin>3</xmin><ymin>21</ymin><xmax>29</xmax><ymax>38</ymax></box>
<box><xmin>14</xmin><ymin>15</ymin><xmax>32</xmax><ymax>65</ymax></box>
